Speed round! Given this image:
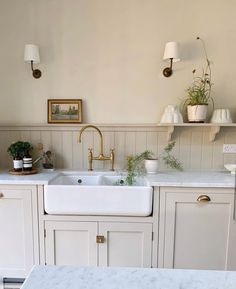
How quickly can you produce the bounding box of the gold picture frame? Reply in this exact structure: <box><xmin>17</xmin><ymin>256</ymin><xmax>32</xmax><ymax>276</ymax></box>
<box><xmin>48</xmin><ymin>99</ymin><xmax>82</xmax><ymax>124</ymax></box>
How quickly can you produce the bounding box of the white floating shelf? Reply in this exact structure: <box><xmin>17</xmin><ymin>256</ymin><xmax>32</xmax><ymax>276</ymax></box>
<box><xmin>157</xmin><ymin>123</ymin><xmax>236</xmax><ymax>142</ymax></box>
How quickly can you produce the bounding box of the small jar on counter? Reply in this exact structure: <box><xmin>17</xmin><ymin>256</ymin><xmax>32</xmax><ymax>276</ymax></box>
<box><xmin>13</xmin><ymin>153</ymin><xmax>23</xmax><ymax>172</ymax></box>
<box><xmin>23</xmin><ymin>150</ymin><xmax>33</xmax><ymax>171</ymax></box>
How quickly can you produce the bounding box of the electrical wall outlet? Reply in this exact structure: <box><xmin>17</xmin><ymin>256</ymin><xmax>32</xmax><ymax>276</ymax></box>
<box><xmin>223</xmin><ymin>144</ymin><xmax>236</xmax><ymax>153</ymax></box>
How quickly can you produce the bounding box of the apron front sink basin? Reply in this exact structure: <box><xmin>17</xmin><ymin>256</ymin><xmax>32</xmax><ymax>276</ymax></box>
<box><xmin>44</xmin><ymin>172</ymin><xmax>153</xmax><ymax>216</ymax></box>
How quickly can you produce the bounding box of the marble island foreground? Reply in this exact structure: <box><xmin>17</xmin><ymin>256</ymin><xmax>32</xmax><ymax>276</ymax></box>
<box><xmin>21</xmin><ymin>265</ymin><xmax>236</xmax><ymax>289</ymax></box>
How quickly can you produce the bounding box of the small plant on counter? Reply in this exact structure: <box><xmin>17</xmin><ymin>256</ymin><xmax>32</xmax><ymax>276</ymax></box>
<box><xmin>7</xmin><ymin>141</ymin><xmax>34</xmax><ymax>172</ymax></box>
<box><xmin>125</xmin><ymin>150</ymin><xmax>154</xmax><ymax>185</ymax></box>
<box><xmin>7</xmin><ymin>141</ymin><xmax>33</xmax><ymax>158</ymax></box>
<box><xmin>7</xmin><ymin>141</ymin><xmax>25</xmax><ymax>158</ymax></box>
<box><xmin>124</xmin><ymin>143</ymin><xmax>183</xmax><ymax>185</ymax></box>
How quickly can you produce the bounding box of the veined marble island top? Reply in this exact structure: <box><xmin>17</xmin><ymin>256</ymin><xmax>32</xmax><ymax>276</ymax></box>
<box><xmin>21</xmin><ymin>266</ymin><xmax>236</xmax><ymax>289</ymax></box>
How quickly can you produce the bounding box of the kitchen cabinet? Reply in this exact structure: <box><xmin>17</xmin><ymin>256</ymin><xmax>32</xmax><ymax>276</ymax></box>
<box><xmin>44</xmin><ymin>221</ymin><xmax>153</xmax><ymax>268</ymax></box>
<box><xmin>0</xmin><ymin>185</ymin><xmax>39</xmax><ymax>278</ymax></box>
<box><xmin>158</xmin><ymin>187</ymin><xmax>236</xmax><ymax>270</ymax></box>
<box><xmin>44</xmin><ymin>221</ymin><xmax>97</xmax><ymax>266</ymax></box>
<box><xmin>98</xmin><ymin>222</ymin><xmax>152</xmax><ymax>267</ymax></box>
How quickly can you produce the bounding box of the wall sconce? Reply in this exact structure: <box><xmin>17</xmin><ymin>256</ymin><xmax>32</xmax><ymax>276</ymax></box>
<box><xmin>163</xmin><ymin>41</ymin><xmax>180</xmax><ymax>77</ymax></box>
<box><xmin>24</xmin><ymin>44</ymin><xmax>42</xmax><ymax>79</ymax></box>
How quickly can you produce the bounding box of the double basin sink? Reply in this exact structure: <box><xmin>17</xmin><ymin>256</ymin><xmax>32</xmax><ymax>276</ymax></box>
<box><xmin>44</xmin><ymin>171</ymin><xmax>153</xmax><ymax>216</ymax></box>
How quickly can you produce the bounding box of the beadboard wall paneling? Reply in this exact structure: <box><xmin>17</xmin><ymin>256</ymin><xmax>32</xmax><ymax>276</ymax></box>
<box><xmin>0</xmin><ymin>124</ymin><xmax>236</xmax><ymax>171</ymax></box>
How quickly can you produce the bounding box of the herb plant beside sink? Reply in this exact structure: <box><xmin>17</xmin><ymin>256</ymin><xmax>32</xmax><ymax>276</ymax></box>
<box><xmin>125</xmin><ymin>142</ymin><xmax>183</xmax><ymax>185</ymax></box>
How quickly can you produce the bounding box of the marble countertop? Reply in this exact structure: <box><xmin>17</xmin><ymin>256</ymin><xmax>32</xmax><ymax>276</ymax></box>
<box><xmin>0</xmin><ymin>170</ymin><xmax>58</xmax><ymax>185</ymax></box>
<box><xmin>146</xmin><ymin>171</ymin><xmax>236</xmax><ymax>188</ymax></box>
<box><xmin>21</xmin><ymin>265</ymin><xmax>236</xmax><ymax>289</ymax></box>
<box><xmin>0</xmin><ymin>169</ymin><xmax>235</xmax><ymax>187</ymax></box>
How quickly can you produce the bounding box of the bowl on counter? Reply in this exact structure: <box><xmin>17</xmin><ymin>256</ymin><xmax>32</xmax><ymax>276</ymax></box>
<box><xmin>224</xmin><ymin>164</ymin><xmax>236</xmax><ymax>175</ymax></box>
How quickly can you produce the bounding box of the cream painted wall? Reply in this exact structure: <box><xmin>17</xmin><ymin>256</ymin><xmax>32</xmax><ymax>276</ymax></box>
<box><xmin>0</xmin><ymin>0</ymin><xmax>236</xmax><ymax>124</ymax></box>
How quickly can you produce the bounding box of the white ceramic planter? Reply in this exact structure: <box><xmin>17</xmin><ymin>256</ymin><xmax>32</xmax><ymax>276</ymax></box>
<box><xmin>187</xmin><ymin>105</ymin><xmax>208</xmax><ymax>122</ymax></box>
<box><xmin>145</xmin><ymin>159</ymin><xmax>158</xmax><ymax>174</ymax></box>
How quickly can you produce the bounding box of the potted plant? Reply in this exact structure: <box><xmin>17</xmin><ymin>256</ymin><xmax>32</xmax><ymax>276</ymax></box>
<box><xmin>124</xmin><ymin>142</ymin><xmax>183</xmax><ymax>185</ymax></box>
<box><xmin>7</xmin><ymin>141</ymin><xmax>25</xmax><ymax>171</ymax></box>
<box><xmin>7</xmin><ymin>141</ymin><xmax>33</xmax><ymax>171</ymax></box>
<box><xmin>183</xmin><ymin>37</ymin><xmax>213</xmax><ymax>123</ymax></box>
<box><xmin>125</xmin><ymin>151</ymin><xmax>153</xmax><ymax>185</ymax></box>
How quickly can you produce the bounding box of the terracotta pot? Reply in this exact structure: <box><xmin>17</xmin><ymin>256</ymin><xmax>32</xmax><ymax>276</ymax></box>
<box><xmin>187</xmin><ymin>105</ymin><xmax>208</xmax><ymax>122</ymax></box>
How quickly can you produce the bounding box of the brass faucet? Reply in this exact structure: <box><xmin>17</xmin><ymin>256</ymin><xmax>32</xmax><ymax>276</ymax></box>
<box><xmin>78</xmin><ymin>125</ymin><xmax>115</xmax><ymax>171</ymax></box>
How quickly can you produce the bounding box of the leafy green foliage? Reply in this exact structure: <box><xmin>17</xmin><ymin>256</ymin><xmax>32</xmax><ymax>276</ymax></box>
<box><xmin>7</xmin><ymin>141</ymin><xmax>33</xmax><ymax>158</ymax></box>
<box><xmin>162</xmin><ymin>141</ymin><xmax>183</xmax><ymax>171</ymax></box>
<box><xmin>125</xmin><ymin>150</ymin><xmax>154</xmax><ymax>185</ymax></box>
<box><xmin>22</xmin><ymin>142</ymin><xmax>33</xmax><ymax>154</ymax></box>
<box><xmin>124</xmin><ymin>143</ymin><xmax>183</xmax><ymax>186</ymax></box>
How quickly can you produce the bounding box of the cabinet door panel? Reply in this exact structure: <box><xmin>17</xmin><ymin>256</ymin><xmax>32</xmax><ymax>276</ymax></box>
<box><xmin>45</xmin><ymin>221</ymin><xmax>97</xmax><ymax>266</ymax></box>
<box><xmin>0</xmin><ymin>187</ymin><xmax>34</xmax><ymax>277</ymax></box>
<box><xmin>159</xmin><ymin>188</ymin><xmax>235</xmax><ymax>270</ymax></box>
<box><xmin>99</xmin><ymin>222</ymin><xmax>152</xmax><ymax>267</ymax></box>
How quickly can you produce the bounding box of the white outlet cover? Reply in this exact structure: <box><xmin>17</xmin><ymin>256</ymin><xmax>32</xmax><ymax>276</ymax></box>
<box><xmin>223</xmin><ymin>144</ymin><xmax>236</xmax><ymax>153</ymax></box>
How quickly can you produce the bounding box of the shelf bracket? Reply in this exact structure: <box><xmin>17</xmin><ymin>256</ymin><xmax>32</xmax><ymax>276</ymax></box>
<box><xmin>209</xmin><ymin>126</ymin><xmax>220</xmax><ymax>142</ymax></box>
<box><xmin>167</xmin><ymin>125</ymin><xmax>174</xmax><ymax>142</ymax></box>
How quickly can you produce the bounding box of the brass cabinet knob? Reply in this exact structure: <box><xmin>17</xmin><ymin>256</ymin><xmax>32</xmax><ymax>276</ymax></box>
<box><xmin>96</xmin><ymin>235</ymin><xmax>105</xmax><ymax>244</ymax></box>
<box><xmin>197</xmin><ymin>195</ymin><xmax>211</xmax><ymax>202</ymax></box>
<box><xmin>0</xmin><ymin>192</ymin><xmax>4</xmax><ymax>198</ymax></box>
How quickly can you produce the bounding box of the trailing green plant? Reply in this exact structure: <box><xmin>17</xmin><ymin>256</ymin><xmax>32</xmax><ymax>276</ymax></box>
<box><xmin>183</xmin><ymin>37</ymin><xmax>214</xmax><ymax>108</ymax></box>
<box><xmin>125</xmin><ymin>150</ymin><xmax>154</xmax><ymax>185</ymax></box>
<box><xmin>161</xmin><ymin>141</ymin><xmax>183</xmax><ymax>171</ymax></box>
<box><xmin>124</xmin><ymin>143</ymin><xmax>183</xmax><ymax>186</ymax></box>
<box><xmin>7</xmin><ymin>141</ymin><xmax>33</xmax><ymax>158</ymax></box>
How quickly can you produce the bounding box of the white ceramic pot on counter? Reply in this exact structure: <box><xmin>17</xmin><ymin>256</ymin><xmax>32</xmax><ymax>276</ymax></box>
<box><xmin>145</xmin><ymin>159</ymin><xmax>158</xmax><ymax>174</ymax></box>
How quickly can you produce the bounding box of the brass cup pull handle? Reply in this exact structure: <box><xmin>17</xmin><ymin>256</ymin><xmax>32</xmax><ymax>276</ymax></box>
<box><xmin>96</xmin><ymin>235</ymin><xmax>105</xmax><ymax>244</ymax></box>
<box><xmin>0</xmin><ymin>192</ymin><xmax>4</xmax><ymax>198</ymax></box>
<box><xmin>197</xmin><ymin>195</ymin><xmax>211</xmax><ymax>202</ymax></box>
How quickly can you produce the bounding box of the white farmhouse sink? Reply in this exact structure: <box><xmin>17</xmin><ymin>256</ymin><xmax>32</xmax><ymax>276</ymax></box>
<box><xmin>44</xmin><ymin>172</ymin><xmax>153</xmax><ymax>216</ymax></box>
<box><xmin>50</xmin><ymin>174</ymin><xmax>103</xmax><ymax>185</ymax></box>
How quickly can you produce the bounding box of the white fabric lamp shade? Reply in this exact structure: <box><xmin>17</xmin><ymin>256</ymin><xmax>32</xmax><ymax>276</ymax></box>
<box><xmin>163</xmin><ymin>42</ymin><xmax>180</xmax><ymax>62</ymax></box>
<box><xmin>24</xmin><ymin>44</ymin><xmax>40</xmax><ymax>64</ymax></box>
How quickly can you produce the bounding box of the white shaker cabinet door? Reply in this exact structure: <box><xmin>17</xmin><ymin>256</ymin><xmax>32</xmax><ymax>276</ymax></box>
<box><xmin>44</xmin><ymin>221</ymin><xmax>97</xmax><ymax>266</ymax></box>
<box><xmin>98</xmin><ymin>222</ymin><xmax>153</xmax><ymax>268</ymax></box>
<box><xmin>158</xmin><ymin>187</ymin><xmax>236</xmax><ymax>270</ymax></box>
<box><xmin>0</xmin><ymin>186</ymin><xmax>36</xmax><ymax>277</ymax></box>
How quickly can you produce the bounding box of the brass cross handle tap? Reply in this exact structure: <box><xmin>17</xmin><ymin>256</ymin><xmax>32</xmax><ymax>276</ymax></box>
<box><xmin>78</xmin><ymin>125</ymin><xmax>115</xmax><ymax>171</ymax></box>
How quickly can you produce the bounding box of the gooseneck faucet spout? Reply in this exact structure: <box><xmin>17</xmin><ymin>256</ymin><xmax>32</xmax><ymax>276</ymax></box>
<box><xmin>78</xmin><ymin>125</ymin><xmax>114</xmax><ymax>171</ymax></box>
<box><xmin>78</xmin><ymin>125</ymin><xmax>104</xmax><ymax>157</ymax></box>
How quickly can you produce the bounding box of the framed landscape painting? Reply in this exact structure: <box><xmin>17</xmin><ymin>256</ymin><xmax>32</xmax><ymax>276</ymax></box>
<box><xmin>48</xmin><ymin>99</ymin><xmax>82</xmax><ymax>124</ymax></box>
